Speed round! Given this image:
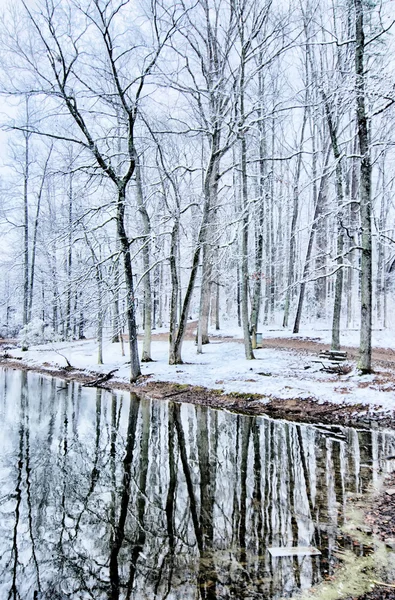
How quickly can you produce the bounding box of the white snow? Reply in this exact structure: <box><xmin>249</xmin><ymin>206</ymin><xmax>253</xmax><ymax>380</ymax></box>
<box><xmin>5</xmin><ymin>323</ymin><xmax>395</xmax><ymax>415</ymax></box>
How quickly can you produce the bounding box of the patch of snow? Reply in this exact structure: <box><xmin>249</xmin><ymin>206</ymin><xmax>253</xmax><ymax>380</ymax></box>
<box><xmin>8</xmin><ymin>327</ymin><xmax>395</xmax><ymax>414</ymax></box>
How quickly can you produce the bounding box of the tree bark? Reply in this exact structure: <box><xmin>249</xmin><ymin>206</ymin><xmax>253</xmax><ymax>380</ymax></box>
<box><xmin>117</xmin><ymin>187</ymin><xmax>141</xmax><ymax>381</ymax></box>
<box><xmin>283</xmin><ymin>107</ymin><xmax>307</xmax><ymax>328</ymax></box>
<box><xmin>23</xmin><ymin>99</ymin><xmax>30</xmax><ymax>327</ymax></box>
<box><xmin>135</xmin><ymin>160</ymin><xmax>152</xmax><ymax>362</ymax></box>
<box><xmin>355</xmin><ymin>0</ymin><xmax>372</xmax><ymax>373</ymax></box>
<box><xmin>293</xmin><ymin>147</ymin><xmax>330</xmax><ymax>333</ymax></box>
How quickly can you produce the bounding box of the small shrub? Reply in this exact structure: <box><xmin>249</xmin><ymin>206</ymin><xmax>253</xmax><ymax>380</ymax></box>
<box><xmin>19</xmin><ymin>318</ymin><xmax>60</xmax><ymax>350</ymax></box>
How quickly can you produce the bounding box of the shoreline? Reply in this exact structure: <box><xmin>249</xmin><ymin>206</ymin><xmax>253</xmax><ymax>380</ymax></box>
<box><xmin>2</xmin><ymin>355</ymin><xmax>395</xmax><ymax>599</ymax></box>
<box><xmin>1</xmin><ymin>356</ymin><xmax>393</xmax><ymax>428</ymax></box>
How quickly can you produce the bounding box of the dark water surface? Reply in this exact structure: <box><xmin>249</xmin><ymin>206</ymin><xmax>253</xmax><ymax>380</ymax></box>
<box><xmin>1</xmin><ymin>368</ymin><xmax>395</xmax><ymax>600</ymax></box>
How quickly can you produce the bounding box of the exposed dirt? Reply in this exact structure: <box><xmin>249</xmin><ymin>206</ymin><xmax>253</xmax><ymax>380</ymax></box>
<box><xmin>349</xmin><ymin>588</ymin><xmax>395</xmax><ymax>600</ymax></box>
<box><xmin>366</xmin><ymin>472</ymin><xmax>395</xmax><ymax>543</ymax></box>
<box><xmin>261</xmin><ymin>336</ymin><xmax>395</xmax><ymax>368</ymax></box>
<box><xmin>152</xmin><ymin>322</ymin><xmax>395</xmax><ymax>367</ymax></box>
<box><xmin>348</xmin><ymin>473</ymin><xmax>395</xmax><ymax>600</ymax></box>
<box><xmin>2</xmin><ymin>325</ymin><xmax>395</xmax><ymax>428</ymax></box>
<box><xmin>0</xmin><ymin>356</ymin><xmax>391</xmax><ymax>429</ymax></box>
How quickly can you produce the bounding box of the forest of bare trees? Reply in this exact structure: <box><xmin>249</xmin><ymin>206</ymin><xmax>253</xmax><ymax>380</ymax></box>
<box><xmin>0</xmin><ymin>0</ymin><xmax>394</xmax><ymax>379</ymax></box>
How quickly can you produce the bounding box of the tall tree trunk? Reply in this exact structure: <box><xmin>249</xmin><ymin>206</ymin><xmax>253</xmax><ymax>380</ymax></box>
<box><xmin>239</xmin><ymin>45</ymin><xmax>254</xmax><ymax>360</ymax></box>
<box><xmin>250</xmin><ymin>77</ymin><xmax>266</xmax><ymax>344</ymax></box>
<box><xmin>355</xmin><ymin>0</ymin><xmax>372</xmax><ymax>373</ymax></box>
<box><xmin>376</xmin><ymin>157</ymin><xmax>387</xmax><ymax>327</ymax></box>
<box><xmin>283</xmin><ymin>107</ymin><xmax>307</xmax><ymax>328</ymax></box>
<box><xmin>323</xmin><ymin>99</ymin><xmax>345</xmax><ymax>351</ymax></box>
<box><xmin>29</xmin><ymin>146</ymin><xmax>52</xmax><ymax>321</ymax></box>
<box><xmin>169</xmin><ymin>145</ymin><xmax>218</xmax><ymax>365</ymax></box>
<box><xmin>135</xmin><ymin>160</ymin><xmax>152</xmax><ymax>362</ymax></box>
<box><xmin>197</xmin><ymin>133</ymin><xmax>220</xmax><ymax>353</ymax></box>
<box><xmin>197</xmin><ymin>248</ymin><xmax>212</xmax><ymax>353</ymax></box>
<box><xmin>112</xmin><ymin>252</ymin><xmax>121</xmax><ymax>343</ymax></box>
<box><xmin>293</xmin><ymin>147</ymin><xmax>330</xmax><ymax>333</ymax></box>
<box><xmin>117</xmin><ymin>186</ymin><xmax>141</xmax><ymax>381</ymax></box>
<box><xmin>23</xmin><ymin>100</ymin><xmax>31</xmax><ymax>327</ymax></box>
<box><xmin>168</xmin><ymin>220</ymin><xmax>180</xmax><ymax>365</ymax></box>
<box><xmin>65</xmin><ymin>171</ymin><xmax>73</xmax><ymax>339</ymax></box>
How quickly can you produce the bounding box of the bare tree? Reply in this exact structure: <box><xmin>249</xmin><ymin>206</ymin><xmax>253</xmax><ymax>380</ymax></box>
<box><xmin>9</xmin><ymin>0</ymin><xmax>181</xmax><ymax>380</ymax></box>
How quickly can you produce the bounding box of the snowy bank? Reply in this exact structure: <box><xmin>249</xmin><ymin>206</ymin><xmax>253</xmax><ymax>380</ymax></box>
<box><xmin>3</xmin><ymin>328</ymin><xmax>395</xmax><ymax>416</ymax></box>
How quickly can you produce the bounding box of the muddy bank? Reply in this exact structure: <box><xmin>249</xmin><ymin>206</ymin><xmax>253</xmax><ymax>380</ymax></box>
<box><xmin>349</xmin><ymin>472</ymin><xmax>395</xmax><ymax>600</ymax></box>
<box><xmin>0</xmin><ymin>356</ymin><xmax>393</xmax><ymax>428</ymax></box>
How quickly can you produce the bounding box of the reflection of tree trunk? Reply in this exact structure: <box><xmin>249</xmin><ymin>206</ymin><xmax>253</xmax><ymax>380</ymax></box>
<box><xmin>126</xmin><ymin>399</ymin><xmax>151</xmax><ymax>598</ymax></box>
<box><xmin>23</xmin><ymin>372</ymin><xmax>41</xmax><ymax>592</ymax></box>
<box><xmin>197</xmin><ymin>406</ymin><xmax>214</xmax><ymax>547</ymax></box>
<box><xmin>110</xmin><ymin>393</ymin><xmax>118</xmax><ymax>531</ymax></box>
<box><xmin>239</xmin><ymin>419</ymin><xmax>251</xmax><ymax>564</ymax></box>
<box><xmin>37</xmin><ymin>378</ymin><xmax>57</xmax><ymax>530</ymax></box>
<box><xmin>252</xmin><ymin>421</ymin><xmax>264</xmax><ymax>557</ymax></box>
<box><xmin>9</xmin><ymin>373</ymin><xmax>26</xmax><ymax>599</ymax></box>
<box><xmin>59</xmin><ymin>386</ymin><xmax>70</xmax><ymax>563</ymax></box>
<box><xmin>286</xmin><ymin>426</ymin><xmax>301</xmax><ymax>589</ymax></box>
<box><xmin>197</xmin><ymin>405</ymin><xmax>218</xmax><ymax>599</ymax></box>
<box><xmin>295</xmin><ymin>425</ymin><xmax>319</xmax><ymax>582</ymax></box>
<box><xmin>109</xmin><ymin>393</ymin><xmax>139</xmax><ymax>600</ymax></box>
<box><xmin>73</xmin><ymin>389</ymin><xmax>102</xmax><ymax>538</ymax></box>
<box><xmin>232</xmin><ymin>418</ymin><xmax>241</xmax><ymax>545</ymax></box>
<box><xmin>162</xmin><ymin>403</ymin><xmax>177</xmax><ymax>596</ymax></box>
<box><xmin>173</xmin><ymin>403</ymin><xmax>203</xmax><ymax>552</ymax></box>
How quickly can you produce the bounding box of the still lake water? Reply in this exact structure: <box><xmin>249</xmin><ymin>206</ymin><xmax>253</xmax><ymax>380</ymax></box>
<box><xmin>1</xmin><ymin>368</ymin><xmax>395</xmax><ymax>600</ymax></box>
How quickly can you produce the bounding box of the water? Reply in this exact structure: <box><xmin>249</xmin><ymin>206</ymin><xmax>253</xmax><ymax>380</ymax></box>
<box><xmin>0</xmin><ymin>368</ymin><xmax>395</xmax><ymax>600</ymax></box>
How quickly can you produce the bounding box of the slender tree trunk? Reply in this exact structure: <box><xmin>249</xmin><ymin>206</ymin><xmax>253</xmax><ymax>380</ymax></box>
<box><xmin>215</xmin><ymin>279</ymin><xmax>220</xmax><ymax>330</ymax></box>
<box><xmin>169</xmin><ymin>148</ymin><xmax>217</xmax><ymax>364</ymax></box>
<box><xmin>29</xmin><ymin>147</ymin><xmax>52</xmax><ymax>321</ymax></box>
<box><xmin>197</xmin><ymin>253</ymin><xmax>212</xmax><ymax>353</ymax></box>
<box><xmin>168</xmin><ymin>220</ymin><xmax>180</xmax><ymax>365</ymax></box>
<box><xmin>135</xmin><ymin>160</ymin><xmax>152</xmax><ymax>361</ymax></box>
<box><xmin>239</xmin><ymin>47</ymin><xmax>254</xmax><ymax>360</ymax></box>
<box><xmin>283</xmin><ymin>108</ymin><xmax>307</xmax><ymax>328</ymax></box>
<box><xmin>250</xmin><ymin>82</ymin><xmax>266</xmax><ymax>343</ymax></box>
<box><xmin>23</xmin><ymin>101</ymin><xmax>30</xmax><ymax>327</ymax></box>
<box><xmin>112</xmin><ymin>252</ymin><xmax>121</xmax><ymax>343</ymax></box>
<box><xmin>323</xmin><ymin>100</ymin><xmax>345</xmax><ymax>351</ymax></box>
<box><xmin>355</xmin><ymin>0</ymin><xmax>372</xmax><ymax>373</ymax></box>
<box><xmin>117</xmin><ymin>186</ymin><xmax>141</xmax><ymax>381</ymax></box>
<box><xmin>197</xmin><ymin>133</ymin><xmax>220</xmax><ymax>353</ymax></box>
<box><xmin>65</xmin><ymin>172</ymin><xmax>73</xmax><ymax>339</ymax></box>
<box><xmin>293</xmin><ymin>147</ymin><xmax>330</xmax><ymax>333</ymax></box>
<box><xmin>376</xmin><ymin>158</ymin><xmax>387</xmax><ymax>327</ymax></box>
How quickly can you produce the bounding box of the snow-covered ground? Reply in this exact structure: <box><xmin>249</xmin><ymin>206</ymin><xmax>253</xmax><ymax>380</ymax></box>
<box><xmin>5</xmin><ymin>323</ymin><xmax>395</xmax><ymax>415</ymax></box>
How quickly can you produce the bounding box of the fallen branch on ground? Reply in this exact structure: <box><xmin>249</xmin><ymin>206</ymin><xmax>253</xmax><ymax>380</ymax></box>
<box><xmin>84</xmin><ymin>369</ymin><xmax>119</xmax><ymax>387</ymax></box>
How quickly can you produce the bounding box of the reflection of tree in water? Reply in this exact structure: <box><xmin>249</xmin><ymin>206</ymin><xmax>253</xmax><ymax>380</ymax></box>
<box><xmin>0</xmin><ymin>369</ymin><xmax>395</xmax><ymax>599</ymax></box>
